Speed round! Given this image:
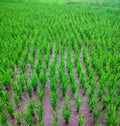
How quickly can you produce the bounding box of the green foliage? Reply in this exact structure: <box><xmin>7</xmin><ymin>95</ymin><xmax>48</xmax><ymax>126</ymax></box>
<box><xmin>17</xmin><ymin>74</ymin><xmax>25</xmax><ymax>91</ymax></box>
<box><xmin>12</xmin><ymin>82</ymin><xmax>22</xmax><ymax>99</ymax></box>
<box><xmin>35</xmin><ymin>62</ymin><xmax>40</xmax><ymax>76</ymax></box>
<box><xmin>78</xmin><ymin>113</ymin><xmax>84</xmax><ymax>126</ymax></box>
<box><xmin>14</xmin><ymin>93</ymin><xmax>19</xmax><ymax>108</ymax></box>
<box><xmin>39</xmin><ymin>72</ymin><xmax>46</xmax><ymax>89</ymax></box>
<box><xmin>107</xmin><ymin>105</ymin><xmax>117</xmax><ymax>126</ymax></box>
<box><xmin>3</xmin><ymin>72</ymin><xmax>11</xmax><ymax>90</ymax></box>
<box><xmin>0</xmin><ymin>112</ymin><xmax>7</xmax><ymax>126</ymax></box>
<box><xmin>89</xmin><ymin>96</ymin><xmax>97</xmax><ymax>113</ymax></box>
<box><xmin>38</xmin><ymin>90</ymin><xmax>44</xmax><ymax>102</ymax></box>
<box><xmin>50</xmin><ymin>91</ymin><xmax>58</xmax><ymax>111</ymax></box>
<box><xmin>6</xmin><ymin>102</ymin><xmax>14</xmax><ymax>118</ymax></box>
<box><xmin>75</xmin><ymin>96</ymin><xmax>81</xmax><ymax>112</ymax></box>
<box><xmin>26</xmin><ymin>81</ymin><xmax>32</xmax><ymax>97</ymax></box>
<box><xmin>24</xmin><ymin>112</ymin><xmax>32</xmax><ymax>126</ymax></box>
<box><xmin>61</xmin><ymin>73</ymin><xmax>67</xmax><ymax>96</ymax></box>
<box><xmin>0</xmin><ymin>0</ymin><xmax>120</xmax><ymax>125</ymax></box>
<box><xmin>102</xmin><ymin>95</ymin><xmax>111</xmax><ymax>110</ymax></box>
<box><xmin>15</xmin><ymin>111</ymin><xmax>23</xmax><ymax>124</ymax></box>
<box><xmin>62</xmin><ymin>96</ymin><xmax>71</xmax><ymax>124</ymax></box>
<box><xmin>62</xmin><ymin>107</ymin><xmax>71</xmax><ymax>124</ymax></box>
<box><xmin>36</xmin><ymin>101</ymin><xmax>43</xmax><ymax>121</ymax></box>
<box><xmin>31</xmin><ymin>73</ymin><xmax>38</xmax><ymax>91</ymax></box>
<box><xmin>50</xmin><ymin>77</ymin><xmax>57</xmax><ymax>92</ymax></box>
<box><xmin>27</xmin><ymin>99</ymin><xmax>35</xmax><ymax>116</ymax></box>
<box><xmin>77</xmin><ymin>62</ymin><xmax>82</xmax><ymax>77</ymax></box>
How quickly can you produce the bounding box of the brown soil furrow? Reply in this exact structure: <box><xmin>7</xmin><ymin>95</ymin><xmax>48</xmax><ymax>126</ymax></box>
<box><xmin>43</xmin><ymin>84</ymin><xmax>53</xmax><ymax>126</ymax></box>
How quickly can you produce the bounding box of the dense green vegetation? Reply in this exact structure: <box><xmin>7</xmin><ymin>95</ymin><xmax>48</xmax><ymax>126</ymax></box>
<box><xmin>0</xmin><ymin>0</ymin><xmax>120</xmax><ymax>125</ymax></box>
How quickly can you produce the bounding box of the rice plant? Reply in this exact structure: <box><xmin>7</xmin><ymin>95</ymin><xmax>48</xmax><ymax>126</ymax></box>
<box><xmin>27</xmin><ymin>99</ymin><xmax>35</xmax><ymax>116</ymax></box>
<box><xmin>31</xmin><ymin>73</ymin><xmax>38</xmax><ymax>91</ymax></box>
<box><xmin>50</xmin><ymin>91</ymin><xmax>58</xmax><ymax>111</ymax></box>
<box><xmin>24</xmin><ymin>112</ymin><xmax>32</xmax><ymax>126</ymax></box>
<box><xmin>107</xmin><ymin>105</ymin><xmax>117</xmax><ymax>126</ymax></box>
<box><xmin>78</xmin><ymin>113</ymin><xmax>85</xmax><ymax>126</ymax></box>
<box><xmin>89</xmin><ymin>97</ymin><xmax>97</xmax><ymax>113</ymax></box>
<box><xmin>61</xmin><ymin>73</ymin><xmax>67</xmax><ymax>96</ymax></box>
<box><xmin>14</xmin><ymin>93</ymin><xmax>19</xmax><ymax>108</ymax></box>
<box><xmin>38</xmin><ymin>89</ymin><xmax>45</xmax><ymax>102</ymax></box>
<box><xmin>36</xmin><ymin>101</ymin><xmax>43</xmax><ymax>121</ymax></box>
<box><xmin>35</xmin><ymin>62</ymin><xmax>40</xmax><ymax>76</ymax></box>
<box><xmin>0</xmin><ymin>112</ymin><xmax>7</xmax><ymax>126</ymax></box>
<box><xmin>75</xmin><ymin>95</ymin><xmax>82</xmax><ymax>112</ymax></box>
<box><xmin>39</xmin><ymin>72</ymin><xmax>46</xmax><ymax>89</ymax></box>
<box><xmin>26</xmin><ymin>81</ymin><xmax>32</xmax><ymax>97</ymax></box>
<box><xmin>15</xmin><ymin>111</ymin><xmax>23</xmax><ymax>125</ymax></box>
<box><xmin>6</xmin><ymin>102</ymin><xmax>14</xmax><ymax>118</ymax></box>
<box><xmin>62</xmin><ymin>96</ymin><xmax>71</xmax><ymax>124</ymax></box>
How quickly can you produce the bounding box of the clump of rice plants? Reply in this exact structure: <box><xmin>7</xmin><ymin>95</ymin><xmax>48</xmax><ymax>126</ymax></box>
<box><xmin>0</xmin><ymin>112</ymin><xmax>7</xmax><ymax>126</ymax></box>
<box><xmin>39</xmin><ymin>72</ymin><xmax>46</xmax><ymax>89</ymax></box>
<box><xmin>38</xmin><ymin>89</ymin><xmax>45</xmax><ymax>102</ymax></box>
<box><xmin>50</xmin><ymin>91</ymin><xmax>58</xmax><ymax>111</ymax></box>
<box><xmin>62</xmin><ymin>96</ymin><xmax>71</xmax><ymax>124</ymax></box>
<box><xmin>31</xmin><ymin>73</ymin><xmax>38</xmax><ymax>91</ymax></box>
<box><xmin>75</xmin><ymin>95</ymin><xmax>82</xmax><ymax>112</ymax></box>
<box><xmin>14</xmin><ymin>93</ymin><xmax>19</xmax><ymax>108</ymax></box>
<box><xmin>26</xmin><ymin>81</ymin><xmax>32</xmax><ymax>97</ymax></box>
<box><xmin>78</xmin><ymin>113</ymin><xmax>85</xmax><ymax>126</ymax></box>
<box><xmin>6</xmin><ymin>102</ymin><xmax>14</xmax><ymax>118</ymax></box>
<box><xmin>107</xmin><ymin>105</ymin><xmax>117</xmax><ymax>126</ymax></box>
<box><xmin>15</xmin><ymin>111</ymin><xmax>23</xmax><ymax>125</ymax></box>
<box><xmin>36</xmin><ymin>101</ymin><xmax>43</xmax><ymax>121</ymax></box>
<box><xmin>27</xmin><ymin>99</ymin><xmax>35</xmax><ymax>116</ymax></box>
<box><xmin>24</xmin><ymin>111</ymin><xmax>32</xmax><ymax>126</ymax></box>
<box><xmin>61</xmin><ymin>73</ymin><xmax>67</xmax><ymax>96</ymax></box>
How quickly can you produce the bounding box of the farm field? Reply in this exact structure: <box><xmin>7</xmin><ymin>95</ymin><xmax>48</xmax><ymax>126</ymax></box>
<box><xmin>0</xmin><ymin>0</ymin><xmax>120</xmax><ymax>126</ymax></box>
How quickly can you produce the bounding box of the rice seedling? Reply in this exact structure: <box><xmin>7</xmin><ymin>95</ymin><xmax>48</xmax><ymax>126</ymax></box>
<box><xmin>50</xmin><ymin>81</ymin><xmax>57</xmax><ymax>92</ymax></box>
<box><xmin>50</xmin><ymin>91</ymin><xmax>58</xmax><ymax>111</ymax></box>
<box><xmin>83</xmin><ymin>82</ymin><xmax>88</xmax><ymax>95</ymax></box>
<box><xmin>38</xmin><ymin>89</ymin><xmax>45</xmax><ymax>102</ymax></box>
<box><xmin>1</xmin><ymin>91</ymin><xmax>9</xmax><ymax>103</ymax></box>
<box><xmin>62</xmin><ymin>96</ymin><xmax>71</xmax><ymax>124</ymax></box>
<box><xmin>93</xmin><ymin>109</ymin><xmax>101</xmax><ymax>125</ymax></box>
<box><xmin>15</xmin><ymin>111</ymin><xmax>23</xmax><ymax>125</ymax></box>
<box><xmin>17</xmin><ymin>74</ymin><xmax>24</xmax><ymax>91</ymax></box>
<box><xmin>102</xmin><ymin>95</ymin><xmax>111</xmax><ymax>110</ymax></box>
<box><xmin>12</xmin><ymin>82</ymin><xmax>22</xmax><ymax>99</ymax></box>
<box><xmin>24</xmin><ymin>112</ymin><xmax>32</xmax><ymax>126</ymax></box>
<box><xmin>27</xmin><ymin>99</ymin><xmax>35</xmax><ymax>116</ymax></box>
<box><xmin>53</xmin><ymin>110</ymin><xmax>57</xmax><ymax>121</ymax></box>
<box><xmin>77</xmin><ymin>62</ymin><xmax>82</xmax><ymax>77</ymax></box>
<box><xmin>39</xmin><ymin>72</ymin><xmax>46</xmax><ymax>89</ymax></box>
<box><xmin>75</xmin><ymin>95</ymin><xmax>82</xmax><ymax>112</ymax></box>
<box><xmin>6</xmin><ymin>102</ymin><xmax>14</xmax><ymax>118</ymax></box>
<box><xmin>61</xmin><ymin>73</ymin><xmax>67</xmax><ymax>96</ymax></box>
<box><xmin>14</xmin><ymin>93</ymin><xmax>19</xmax><ymax>108</ymax></box>
<box><xmin>3</xmin><ymin>72</ymin><xmax>11</xmax><ymax>90</ymax></box>
<box><xmin>89</xmin><ymin>97</ymin><xmax>97</xmax><ymax>113</ymax></box>
<box><xmin>31</xmin><ymin>73</ymin><xmax>38</xmax><ymax>91</ymax></box>
<box><xmin>52</xmin><ymin>119</ymin><xmax>57</xmax><ymax>126</ymax></box>
<box><xmin>0</xmin><ymin>112</ymin><xmax>7</xmax><ymax>126</ymax></box>
<box><xmin>26</xmin><ymin>81</ymin><xmax>32</xmax><ymax>97</ymax></box>
<box><xmin>35</xmin><ymin>62</ymin><xmax>40</xmax><ymax>76</ymax></box>
<box><xmin>36</xmin><ymin>101</ymin><xmax>43</xmax><ymax>121</ymax></box>
<box><xmin>78</xmin><ymin>113</ymin><xmax>85</xmax><ymax>126</ymax></box>
<box><xmin>107</xmin><ymin>105</ymin><xmax>117</xmax><ymax>126</ymax></box>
